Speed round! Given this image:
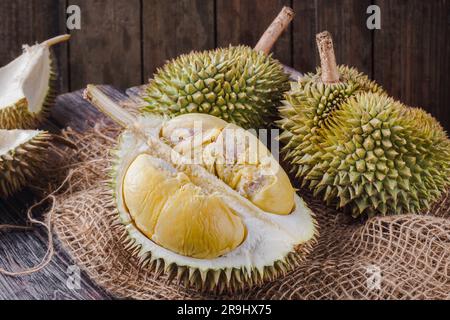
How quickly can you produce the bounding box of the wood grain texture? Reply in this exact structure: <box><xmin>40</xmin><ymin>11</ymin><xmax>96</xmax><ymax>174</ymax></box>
<box><xmin>142</xmin><ymin>0</ymin><xmax>215</xmax><ymax>81</ymax></box>
<box><xmin>216</xmin><ymin>0</ymin><xmax>293</xmax><ymax>65</ymax></box>
<box><xmin>315</xmin><ymin>0</ymin><xmax>373</xmax><ymax>77</ymax></box>
<box><xmin>292</xmin><ymin>0</ymin><xmax>317</xmax><ymax>73</ymax></box>
<box><xmin>374</xmin><ymin>0</ymin><xmax>450</xmax><ymax>131</ymax></box>
<box><xmin>0</xmin><ymin>0</ymin><xmax>69</xmax><ymax>92</ymax></box>
<box><xmin>68</xmin><ymin>0</ymin><xmax>141</xmax><ymax>90</ymax></box>
<box><xmin>0</xmin><ymin>188</ymin><xmax>112</xmax><ymax>300</ymax></box>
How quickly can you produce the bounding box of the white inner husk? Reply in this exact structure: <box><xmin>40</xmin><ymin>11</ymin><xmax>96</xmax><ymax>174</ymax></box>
<box><xmin>115</xmin><ymin>117</ymin><xmax>316</xmax><ymax>272</ymax></box>
<box><xmin>0</xmin><ymin>129</ymin><xmax>39</xmax><ymax>155</ymax></box>
<box><xmin>0</xmin><ymin>44</ymin><xmax>51</xmax><ymax>113</ymax></box>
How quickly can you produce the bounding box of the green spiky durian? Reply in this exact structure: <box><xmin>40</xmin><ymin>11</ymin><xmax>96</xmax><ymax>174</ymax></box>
<box><xmin>141</xmin><ymin>45</ymin><xmax>289</xmax><ymax>129</ymax></box>
<box><xmin>0</xmin><ymin>129</ymin><xmax>54</xmax><ymax>197</ymax></box>
<box><xmin>85</xmin><ymin>85</ymin><xmax>317</xmax><ymax>293</ymax></box>
<box><xmin>0</xmin><ymin>35</ymin><xmax>70</xmax><ymax>129</ymax></box>
<box><xmin>279</xmin><ymin>31</ymin><xmax>450</xmax><ymax>217</ymax></box>
<box><xmin>305</xmin><ymin>92</ymin><xmax>450</xmax><ymax>216</ymax></box>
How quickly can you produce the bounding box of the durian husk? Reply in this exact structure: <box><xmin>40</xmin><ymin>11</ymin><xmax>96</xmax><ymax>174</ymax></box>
<box><xmin>0</xmin><ymin>130</ymin><xmax>54</xmax><ymax>197</ymax></box>
<box><xmin>0</xmin><ymin>35</ymin><xmax>70</xmax><ymax>129</ymax></box>
<box><xmin>0</xmin><ymin>62</ymin><xmax>57</xmax><ymax>130</ymax></box>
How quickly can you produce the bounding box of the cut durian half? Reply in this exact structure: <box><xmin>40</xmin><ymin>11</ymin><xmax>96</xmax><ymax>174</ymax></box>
<box><xmin>0</xmin><ymin>129</ymin><xmax>53</xmax><ymax>197</ymax></box>
<box><xmin>85</xmin><ymin>85</ymin><xmax>318</xmax><ymax>292</ymax></box>
<box><xmin>0</xmin><ymin>35</ymin><xmax>70</xmax><ymax>129</ymax></box>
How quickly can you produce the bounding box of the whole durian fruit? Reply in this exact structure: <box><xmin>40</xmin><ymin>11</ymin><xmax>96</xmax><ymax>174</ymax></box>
<box><xmin>0</xmin><ymin>35</ymin><xmax>70</xmax><ymax>129</ymax></box>
<box><xmin>85</xmin><ymin>85</ymin><xmax>317</xmax><ymax>292</ymax></box>
<box><xmin>0</xmin><ymin>129</ymin><xmax>55</xmax><ymax>197</ymax></box>
<box><xmin>278</xmin><ymin>31</ymin><xmax>385</xmax><ymax>184</ymax></box>
<box><xmin>307</xmin><ymin>93</ymin><xmax>450</xmax><ymax>216</ymax></box>
<box><xmin>140</xmin><ymin>7</ymin><xmax>294</xmax><ymax>129</ymax></box>
<box><xmin>279</xmin><ymin>31</ymin><xmax>450</xmax><ymax>217</ymax></box>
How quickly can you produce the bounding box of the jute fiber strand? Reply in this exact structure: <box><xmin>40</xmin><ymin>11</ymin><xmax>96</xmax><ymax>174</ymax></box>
<box><xmin>48</xmin><ymin>122</ymin><xmax>450</xmax><ymax>300</ymax></box>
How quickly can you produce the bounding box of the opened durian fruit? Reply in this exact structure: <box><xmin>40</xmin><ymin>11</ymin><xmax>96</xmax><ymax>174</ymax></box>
<box><xmin>279</xmin><ymin>31</ymin><xmax>450</xmax><ymax>217</ymax></box>
<box><xmin>85</xmin><ymin>85</ymin><xmax>317</xmax><ymax>292</ymax></box>
<box><xmin>0</xmin><ymin>129</ymin><xmax>55</xmax><ymax>197</ymax></box>
<box><xmin>0</xmin><ymin>35</ymin><xmax>70</xmax><ymax>129</ymax></box>
<box><xmin>140</xmin><ymin>7</ymin><xmax>294</xmax><ymax>129</ymax></box>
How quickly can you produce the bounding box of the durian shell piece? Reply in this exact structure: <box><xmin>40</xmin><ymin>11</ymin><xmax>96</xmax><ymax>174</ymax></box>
<box><xmin>0</xmin><ymin>35</ymin><xmax>69</xmax><ymax>129</ymax></box>
<box><xmin>0</xmin><ymin>130</ymin><xmax>53</xmax><ymax>197</ymax></box>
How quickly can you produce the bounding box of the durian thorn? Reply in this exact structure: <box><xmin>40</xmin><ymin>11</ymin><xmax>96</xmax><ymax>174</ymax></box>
<box><xmin>84</xmin><ymin>85</ymin><xmax>136</xmax><ymax>128</ymax></box>
<box><xmin>316</xmin><ymin>31</ymin><xmax>340</xmax><ymax>84</ymax></box>
<box><xmin>254</xmin><ymin>6</ymin><xmax>294</xmax><ymax>54</ymax></box>
<box><xmin>41</xmin><ymin>34</ymin><xmax>71</xmax><ymax>47</ymax></box>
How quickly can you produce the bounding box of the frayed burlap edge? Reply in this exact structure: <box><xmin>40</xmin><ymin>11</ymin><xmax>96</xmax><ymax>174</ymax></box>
<box><xmin>48</xmin><ymin>122</ymin><xmax>450</xmax><ymax>300</ymax></box>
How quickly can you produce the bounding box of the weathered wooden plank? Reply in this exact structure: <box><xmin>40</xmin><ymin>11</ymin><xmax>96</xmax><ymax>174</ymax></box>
<box><xmin>0</xmin><ymin>0</ymin><xmax>69</xmax><ymax>92</ymax></box>
<box><xmin>68</xmin><ymin>0</ymin><xmax>141</xmax><ymax>90</ymax></box>
<box><xmin>315</xmin><ymin>0</ymin><xmax>373</xmax><ymax>77</ymax></box>
<box><xmin>292</xmin><ymin>0</ymin><xmax>317</xmax><ymax>73</ymax></box>
<box><xmin>216</xmin><ymin>0</ymin><xmax>292</xmax><ymax>66</ymax></box>
<box><xmin>142</xmin><ymin>0</ymin><xmax>215</xmax><ymax>81</ymax></box>
<box><xmin>374</xmin><ymin>0</ymin><xmax>450</xmax><ymax>132</ymax></box>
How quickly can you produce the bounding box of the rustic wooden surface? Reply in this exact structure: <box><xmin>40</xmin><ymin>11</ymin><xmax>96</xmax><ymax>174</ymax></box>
<box><xmin>0</xmin><ymin>0</ymin><xmax>448</xmax><ymax>130</ymax></box>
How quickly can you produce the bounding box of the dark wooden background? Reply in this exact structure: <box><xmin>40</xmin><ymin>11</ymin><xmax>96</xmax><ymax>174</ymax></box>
<box><xmin>0</xmin><ymin>0</ymin><xmax>449</xmax><ymax>130</ymax></box>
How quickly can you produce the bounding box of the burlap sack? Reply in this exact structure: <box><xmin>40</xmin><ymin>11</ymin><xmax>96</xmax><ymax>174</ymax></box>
<box><xmin>48</xmin><ymin>122</ymin><xmax>450</xmax><ymax>300</ymax></box>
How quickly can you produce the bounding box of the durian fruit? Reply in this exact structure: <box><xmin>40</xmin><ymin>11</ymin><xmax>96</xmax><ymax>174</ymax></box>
<box><xmin>279</xmin><ymin>31</ymin><xmax>385</xmax><ymax>186</ymax></box>
<box><xmin>0</xmin><ymin>129</ymin><xmax>54</xmax><ymax>197</ymax></box>
<box><xmin>0</xmin><ymin>35</ymin><xmax>70</xmax><ymax>129</ymax></box>
<box><xmin>279</xmin><ymin>31</ymin><xmax>450</xmax><ymax>217</ymax></box>
<box><xmin>85</xmin><ymin>85</ymin><xmax>317</xmax><ymax>292</ymax></box>
<box><xmin>140</xmin><ymin>7</ymin><xmax>294</xmax><ymax>129</ymax></box>
<box><xmin>308</xmin><ymin>92</ymin><xmax>450</xmax><ymax>216</ymax></box>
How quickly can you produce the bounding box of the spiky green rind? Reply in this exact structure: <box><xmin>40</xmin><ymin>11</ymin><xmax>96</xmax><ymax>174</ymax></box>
<box><xmin>0</xmin><ymin>131</ymin><xmax>53</xmax><ymax>197</ymax></box>
<box><xmin>116</xmin><ymin>218</ymin><xmax>318</xmax><ymax>294</ymax></box>
<box><xmin>278</xmin><ymin>66</ymin><xmax>385</xmax><ymax>183</ymax></box>
<box><xmin>141</xmin><ymin>45</ymin><xmax>289</xmax><ymax>129</ymax></box>
<box><xmin>288</xmin><ymin>92</ymin><xmax>450</xmax><ymax>217</ymax></box>
<box><xmin>0</xmin><ymin>61</ymin><xmax>57</xmax><ymax>129</ymax></box>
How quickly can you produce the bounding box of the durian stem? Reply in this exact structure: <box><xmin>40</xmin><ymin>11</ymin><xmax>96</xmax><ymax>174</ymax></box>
<box><xmin>316</xmin><ymin>31</ymin><xmax>340</xmax><ymax>84</ymax></box>
<box><xmin>84</xmin><ymin>85</ymin><xmax>136</xmax><ymax>128</ymax></box>
<box><xmin>41</xmin><ymin>34</ymin><xmax>71</xmax><ymax>47</ymax></box>
<box><xmin>254</xmin><ymin>6</ymin><xmax>294</xmax><ymax>54</ymax></box>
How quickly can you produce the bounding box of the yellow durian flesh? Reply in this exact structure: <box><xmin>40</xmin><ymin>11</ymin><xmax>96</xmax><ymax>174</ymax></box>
<box><xmin>123</xmin><ymin>153</ymin><xmax>246</xmax><ymax>259</ymax></box>
<box><xmin>160</xmin><ymin>114</ymin><xmax>295</xmax><ymax>215</ymax></box>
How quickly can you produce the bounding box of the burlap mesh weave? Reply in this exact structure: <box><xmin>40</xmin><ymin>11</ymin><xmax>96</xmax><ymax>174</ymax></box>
<box><xmin>49</xmin><ymin>122</ymin><xmax>450</xmax><ymax>300</ymax></box>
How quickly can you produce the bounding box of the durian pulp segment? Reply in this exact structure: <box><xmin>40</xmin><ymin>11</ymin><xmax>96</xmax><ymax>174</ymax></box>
<box><xmin>0</xmin><ymin>129</ymin><xmax>40</xmax><ymax>155</ymax></box>
<box><xmin>115</xmin><ymin>116</ymin><xmax>316</xmax><ymax>272</ymax></box>
<box><xmin>160</xmin><ymin>113</ymin><xmax>295</xmax><ymax>214</ymax></box>
<box><xmin>0</xmin><ymin>44</ymin><xmax>51</xmax><ymax>114</ymax></box>
<box><xmin>123</xmin><ymin>154</ymin><xmax>246</xmax><ymax>259</ymax></box>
